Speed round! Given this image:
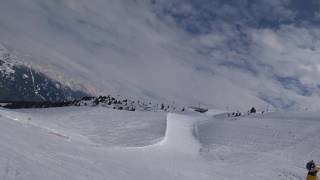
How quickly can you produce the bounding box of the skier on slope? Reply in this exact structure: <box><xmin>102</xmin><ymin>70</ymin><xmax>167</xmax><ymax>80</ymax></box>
<box><xmin>306</xmin><ymin>160</ymin><xmax>320</xmax><ymax>180</ymax></box>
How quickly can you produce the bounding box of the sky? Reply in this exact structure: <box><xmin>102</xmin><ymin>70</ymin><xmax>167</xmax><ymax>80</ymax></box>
<box><xmin>1</xmin><ymin>0</ymin><xmax>320</xmax><ymax>110</ymax></box>
<box><xmin>151</xmin><ymin>0</ymin><xmax>320</xmax><ymax>110</ymax></box>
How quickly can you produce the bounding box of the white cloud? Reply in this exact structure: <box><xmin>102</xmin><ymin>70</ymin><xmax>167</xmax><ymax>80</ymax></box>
<box><xmin>1</xmin><ymin>0</ymin><xmax>320</xmax><ymax>110</ymax></box>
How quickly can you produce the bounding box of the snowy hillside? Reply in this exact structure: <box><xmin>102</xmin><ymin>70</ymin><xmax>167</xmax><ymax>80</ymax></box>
<box><xmin>0</xmin><ymin>44</ymin><xmax>88</xmax><ymax>102</ymax></box>
<box><xmin>0</xmin><ymin>107</ymin><xmax>317</xmax><ymax>179</ymax></box>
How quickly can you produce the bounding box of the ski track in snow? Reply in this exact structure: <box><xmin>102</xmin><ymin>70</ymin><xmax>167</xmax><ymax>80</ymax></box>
<box><xmin>0</xmin><ymin>107</ymin><xmax>318</xmax><ymax>179</ymax></box>
<box><xmin>1</xmin><ymin>112</ymin><xmax>71</xmax><ymax>141</ymax></box>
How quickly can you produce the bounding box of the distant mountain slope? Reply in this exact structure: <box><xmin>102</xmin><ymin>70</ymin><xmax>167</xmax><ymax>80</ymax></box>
<box><xmin>0</xmin><ymin>45</ymin><xmax>88</xmax><ymax>102</ymax></box>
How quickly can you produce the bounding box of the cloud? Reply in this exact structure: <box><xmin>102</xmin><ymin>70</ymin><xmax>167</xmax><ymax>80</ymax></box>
<box><xmin>1</xmin><ymin>0</ymin><xmax>320</xmax><ymax>110</ymax></box>
<box><xmin>151</xmin><ymin>0</ymin><xmax>320</xmax><ymax>110</ymax></box>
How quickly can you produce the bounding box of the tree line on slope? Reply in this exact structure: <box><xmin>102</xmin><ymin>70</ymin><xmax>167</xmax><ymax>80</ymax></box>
<box><xmin>0</xmin><ymin>95</ymin><xmax>186</xmax><ymax>113</ymax></box>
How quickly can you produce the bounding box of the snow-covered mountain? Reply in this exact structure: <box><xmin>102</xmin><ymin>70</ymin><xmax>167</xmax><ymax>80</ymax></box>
<box><xmin>0</xmin><ymin>45</ymin><xmax>88</xmax><ymax>102</ymax></box>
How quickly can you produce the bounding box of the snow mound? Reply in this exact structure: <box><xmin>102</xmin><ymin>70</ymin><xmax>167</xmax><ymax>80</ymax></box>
<box><xmin>0</xmin><ymin>107</ymin><xmax>167</xmax><ymax>147</ymax></box>
<box><xmin>0</xmin><ymin>107</ymin><xmax>318</xmax><ymax>179</ymax></box>
<box><xmin>156</xmin><ymin>113</ymin><xmax>201</xmax><ymax>154</ymax></box>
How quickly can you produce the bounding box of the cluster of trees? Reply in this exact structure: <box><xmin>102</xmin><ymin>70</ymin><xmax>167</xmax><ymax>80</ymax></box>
<box><xmin>1</xmin><ymin>101</ymin><xmax>74</xmax><ymax>109</ymax></box>
<box><xmin>0</xmin><ymin>95</ymin><xmax>136</xmax><ymax>110</ymax></box>
<box><xmin>160</xmin><ymin>103</ymin><xmax>185</xmax><ymax>112</ymax></box>
<box><xmin>77</xmin><ymin>96</ymin><xmax>136</xmax><ymax>111</ymax></box>
<box><xmin>228</xmin><ymin>107</ymin><xmax>258</xmax><ymax>117</ymax></box>
<box><xmin>250</xmin><ymin>107</ymin><xmax>257</xmax><ymax>114</ymax></box>
<box><xmin>230</xmin><ymin>111</ymin><xmax>242</xmax><ymax>117</ymax></box>
<box><xmin>0</xmin><ymin>95</ymin><xmax>186</xmax><ymax>113</ymax></box>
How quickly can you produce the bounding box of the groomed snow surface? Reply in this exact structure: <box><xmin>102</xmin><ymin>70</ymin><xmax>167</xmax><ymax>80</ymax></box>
<box><xmin>0</xmin><ymin>107</ymin><xmax>319</xmax><ymax>180</ymax></box>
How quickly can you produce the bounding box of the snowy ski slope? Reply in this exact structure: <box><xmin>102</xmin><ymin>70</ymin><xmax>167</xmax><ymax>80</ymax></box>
<box><xmin>0</xmin><ymin>107</ymin><xmax>319</xmax><ymax>179</ymax></box>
